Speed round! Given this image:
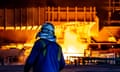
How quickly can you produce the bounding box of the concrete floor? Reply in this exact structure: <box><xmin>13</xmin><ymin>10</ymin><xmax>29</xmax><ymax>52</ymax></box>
<box><xmin>0</xmin><ymin>64</ymin><xmax>120</xmax><ymax>72</ymax></box>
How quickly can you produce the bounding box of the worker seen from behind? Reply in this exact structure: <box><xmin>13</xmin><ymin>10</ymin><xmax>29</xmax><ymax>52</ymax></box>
<box><xmin>24</xmin><ymin>22</ymin><xmax>65</xmax><ymax>72</ymax></box>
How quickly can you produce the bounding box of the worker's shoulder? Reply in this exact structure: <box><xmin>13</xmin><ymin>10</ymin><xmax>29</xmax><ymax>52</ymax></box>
<box><xmin>51</xmin><ymin>42</ymin><xmax>62</xmax><ymax>49</ymax></box>
<box><xmin>36</xmin><ymin>38</ymin><xmax>49</xmax><ymax>44</ymax></box>
<box><xmin>36</xmin><ymin>38</ymin><xmax>61</xmax><ymax>48</ymax></box>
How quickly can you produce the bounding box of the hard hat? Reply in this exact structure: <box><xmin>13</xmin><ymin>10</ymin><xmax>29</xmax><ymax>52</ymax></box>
<box><xmin>35</xmin><ymin>22</ymin><xmax>55</xmax><ymax>40</ymax></box>
<box><xmin>41</xmin><ymin>22</ymin><xmax>55</xmax><ymax>34</ymax></box>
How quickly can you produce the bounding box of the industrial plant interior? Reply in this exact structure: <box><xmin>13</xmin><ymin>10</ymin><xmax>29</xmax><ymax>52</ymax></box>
<box><xmin>0</xmin><ymin>0</ymin><xmax>120</xmax><ymax>65</ymax></box>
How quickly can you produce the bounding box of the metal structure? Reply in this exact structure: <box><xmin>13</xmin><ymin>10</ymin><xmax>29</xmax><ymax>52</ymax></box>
<box><xmin>0</xmin><ymin>7</ymin><xmax>45</xmax><ymax>30</ymax></box>
<box><xmin>44</xmin><ymin>6</ymin><xmax>99</xmax><ymax>58</ymax></box>
<box><xmin>45</xmin><ymin>6</ymin><xmax>96</xmax><ymax>22</ymax></box>
<box><xmin>108</xmin><ymin>0</ymin><xmax>120</xmax><ymax>25</ymax></box>
<box><xmin>0</xmin><ymin>2</ymin><xmax>119</xmax><ymax>64</ymax></box>
<box><xmin>0</xmin><ymin>6</ymin><xmax>99</xmax><ymax>64</ymax></box>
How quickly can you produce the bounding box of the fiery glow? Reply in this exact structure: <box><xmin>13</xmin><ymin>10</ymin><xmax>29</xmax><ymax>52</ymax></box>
<box><xmin>6</xmin><ymin>27</ymin><xmax>14</xmax><ymax>30</ymax></box>
<box><xmin>26</xmin><ymin>26</ymin><xmax>32</xmax><ymax>30</ymax></box>
<box><xmin>0</xmin><ymin>20</ymin><xmax>97</xmax><ymax>64</ymax></box>
<box><xmin>108</xmin><ymin>36</ymin><xmax>117</xmax><ymax>42</ymax></box>
<box><xmin>16</xmin><ymin>27</ymin><xmax>21</xmax><ymax>30</ymax></box>
<box><xmin>23</xmin><ymin>43</ymin><xmax>34</xmax><ymax>47</ymax></box>
<box><xmin>21</xmin><ymin>26</ymin><xmax>26</xmax><ymax>30</ymax></box>
<box><xmin>0</xmin><ymin>26</ymin><xmax>41</xmax><ymax>30</ymax></box>
<box><xmin>53</xmin><ymin>22</ymin><xmax>96</xmax><ymax>60</ymax></box>
<box><xmin>32</xmin><ymin>26</ymin><xmax>38</xmax><ymax>30</ymax></box>
<box><xmin>0</xmin><ymin>27</ymin><xmax>4</xmax><ymax>29</ymax></box>
<box><xmin>16</xmin><ymin>21</ymin><xmax>96</xmax><ymax>62</ymax></box>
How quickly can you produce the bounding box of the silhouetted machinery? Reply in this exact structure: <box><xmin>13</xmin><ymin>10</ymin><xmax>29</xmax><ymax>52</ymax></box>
<box><xmin>110</xmin><ymin>10</ymin><xmax>120</xmax><ymax>26</ymax></box>
<box><xmin>0</xmin><ymin>48</ymin><xmax>26</xmax><ymax>65</ymax></box>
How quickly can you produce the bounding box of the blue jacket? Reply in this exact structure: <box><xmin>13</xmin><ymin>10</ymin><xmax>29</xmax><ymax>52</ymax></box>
<box><xmin>24</xmin><ymin>39</ymin><xmax>65</xmax><ymax>72</ymax></box>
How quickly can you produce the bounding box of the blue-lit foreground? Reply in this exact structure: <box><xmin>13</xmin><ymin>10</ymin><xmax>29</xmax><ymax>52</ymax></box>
<box><xmin>0</xmin><ymin>65</ymin><xmax>120</xmax><ymax>72</ymax></box>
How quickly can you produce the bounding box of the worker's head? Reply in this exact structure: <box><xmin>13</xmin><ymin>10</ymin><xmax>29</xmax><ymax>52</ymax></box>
<box><xmin>41</xmin><ymin>22</ymin><xmax>55</xmax><ymax>35</ymax></box>
<box><xmin>36</xmin><ymin>22</ymin><xmax>56</xmax><ymax>42</ymax></box>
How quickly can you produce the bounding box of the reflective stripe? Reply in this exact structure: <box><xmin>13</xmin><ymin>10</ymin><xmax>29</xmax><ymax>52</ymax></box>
<box><xmin>58</xmin><ymin>47</ymin><xmax>61</xmax><ymax>61</ymax></box>
<box><xmin>39</xmin><ymin>40</ymin><xmax>46</xmax><ymax>57</ymax></box>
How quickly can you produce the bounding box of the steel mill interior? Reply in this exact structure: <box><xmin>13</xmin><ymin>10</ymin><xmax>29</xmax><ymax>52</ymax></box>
<box><xmin>0</xmin><ymin>0</ymin><xmax>120</xmax><ymax>65</ymax></box>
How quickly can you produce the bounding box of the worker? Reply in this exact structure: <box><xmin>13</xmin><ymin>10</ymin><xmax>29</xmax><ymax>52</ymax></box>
<box><xmin>24</xmin><ymin>22</ymin><xmax>65</xmax><ymax>72</ymax></box>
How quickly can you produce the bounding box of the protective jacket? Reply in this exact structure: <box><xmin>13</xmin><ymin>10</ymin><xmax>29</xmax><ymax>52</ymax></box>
<box><xmin>24</xmin><ymin>38</ymin><xmax>65</xmax><ymax>72</ymax></box>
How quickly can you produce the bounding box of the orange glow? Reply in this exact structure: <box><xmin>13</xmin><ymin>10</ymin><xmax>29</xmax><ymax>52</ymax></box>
<box><xmin>53</xmin><ymin>21</ymin><xmax>96</xmax><ymax>60</ymax></box>
<box><xmin>1</xmin><ymin>6</ymin><xmax>120</xmax><ymax>65</ymax></box>
<box><xmin>23</xmin><ymin>43</ymin><xmax>34</xmax><ymax>47</ymax></box>
<box><xmin>6</xmin><ymin>27</ymin><xmax>14</xmax><ymax>30</ymax></box>
<box><xmin>1</xmin><ymin>44</ymin><xmax>16</xmax><ymax>50</ymax></box>
<box><xmin>16</xmin><ymin>27</ymin><xmax>21</xmax><ymax>30</ymax></box>
<box><xmin>0</xmin><ymin>22</ymin><xmax>98</xmax><ymax>64</ymax></box>
<box><xmin>15</xmin><ymin>21</ymin><xmax>96</xmax><ymax>62</ymax></box>
<box><xmin>21</xmin><ymin>26</ymin><xmax>26</xmax><ymax>30</ymax></box>
<box><xmin>0</xmin><ymin>27</ymin><xmax>4</xmax><ymax>29</ymax></box>
<box><xmin>0</xmin><ymin>6</ymin><xmax>99</xmax><ymax>63</ymax></box>
<box><xmin>0</xmin><ymin>26</ymin><xmax>41</xmax><ymax>30</ymax></box>
<box><xmin>26</xmin><ymin>26</ymin><xmax>32</xmax><ymax>30</ymax></box>
<box><xmin>32</xmin><ymin>26</ymin><xmax>38</xmax><ymax>30</ymax></box>
<box><xmin>16</xmin><ymin>44</ymin><xmax>24</xmax><ymax>49</ymax></box>
<box><xmin>108</xmin><ymin>36</ymin><xmax>117</xmax><ymax>42</ymax></box>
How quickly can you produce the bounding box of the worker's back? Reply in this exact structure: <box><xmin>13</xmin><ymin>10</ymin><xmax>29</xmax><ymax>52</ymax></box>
<box><xmin>24</xmin><ymin>22</ymin><xmax>65</xmax><ymax>72</ymax></box>
<box><xmin>25</xmin><ymin>39</ymin><xmax>65</xmax><ymax>72</ymax></box>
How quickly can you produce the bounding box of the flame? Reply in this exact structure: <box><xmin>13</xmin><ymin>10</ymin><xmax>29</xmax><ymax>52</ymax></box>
<box><xmin>54</xmin><ymin>22</ymin><xmax>95</xmax><ymax>60</ymax></box>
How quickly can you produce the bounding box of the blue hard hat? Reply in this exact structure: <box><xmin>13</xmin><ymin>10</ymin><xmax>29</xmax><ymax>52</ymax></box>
<box><xmin>35</xmin><ymin>22</ymin><xmax>56</xmax><ymax>41</ymax></box>
<box><xmin>41</xmin><ymin>22</ymin><xmax>55</xmax><ymax>34</ymax></box>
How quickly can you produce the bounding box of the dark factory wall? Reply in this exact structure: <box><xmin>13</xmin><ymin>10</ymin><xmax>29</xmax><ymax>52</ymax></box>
<box><xmin>0</xmin><ymin>30</ymin><xmax>37</xmax><ymax>43</ymax></box>
<box><xmin>0</xmin><ymin>0</ymin><xmax>108</xmax><ymax>8</ymax></box>
<box><xmin>0</xmin><ymin>7</ymin><xmax>45</xmax><ymax>27</ymax></box>
<box><xmin>0</xmin><ymin>0</ymin><xmax>109</xmax><ymax>28</ymax></box>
